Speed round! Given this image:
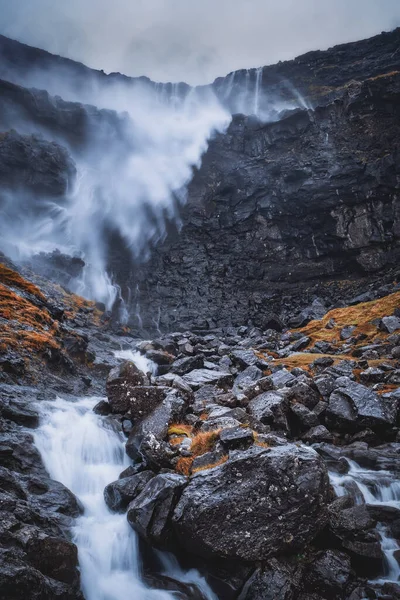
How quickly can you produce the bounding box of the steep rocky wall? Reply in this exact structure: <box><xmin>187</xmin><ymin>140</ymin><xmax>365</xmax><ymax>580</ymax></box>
<box><xmin>125</xmin><ymin>72</ymin><xmax>400</xmax><ymax>331</ymax></box>
<box><xmin>0</xmin><ymin>31</ymin><xmax>400</xmax><ymax>332</ymax></box>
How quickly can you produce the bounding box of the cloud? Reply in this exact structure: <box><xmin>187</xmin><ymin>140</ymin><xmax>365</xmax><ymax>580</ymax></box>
<box><xmin>0</xmin><ymin>0</ymin><xmax>399</xmax><ymax>84</ymax></box>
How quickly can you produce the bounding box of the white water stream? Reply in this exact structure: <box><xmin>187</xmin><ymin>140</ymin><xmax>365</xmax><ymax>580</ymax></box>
<box><xmin>330</xmin><ymin>459</ymin><xmax>400</xmax><ymax>584</ymax></box>
<box><xmin>33</xmin><ymin>385</ymin><xmax>216</xmax><ymax>599</ymax></box>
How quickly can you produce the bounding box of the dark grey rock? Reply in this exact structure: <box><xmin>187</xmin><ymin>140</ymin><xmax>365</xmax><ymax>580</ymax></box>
<box><xmin>104</xmin><ymin>471</ymin><xmax>155</xmax><ymax>512</ymax></box>
<box><xmin>127</xmin><ymin>473</ymin><xmax>186</xmax><ymax>548</ymax></box>
<box><xmin>173</xmin><ymin>444</ymin><xmax>329</xmax><ymax>561</ymax></box>
<box><xmin>248</xmin><ymin>391</ymin><xmax>289</xmax><ymax>431</ymax></box>
<box><xmin>182</xmin><ymin>369</ymin><xmax>233</xmax><ymax>390</ymax></box>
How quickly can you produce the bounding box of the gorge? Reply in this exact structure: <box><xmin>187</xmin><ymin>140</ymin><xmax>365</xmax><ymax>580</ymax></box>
<box><xmin>1</xmin><ymin>25</ymin><xmax>400</xmax><ymax>600</ymax></box>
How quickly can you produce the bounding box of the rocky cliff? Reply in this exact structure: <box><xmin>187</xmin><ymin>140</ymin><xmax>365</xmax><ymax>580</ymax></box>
<box><xmin>0</xmin><ymin>30</ymin><xmax>400</xmax><ymax>333</ymax></box>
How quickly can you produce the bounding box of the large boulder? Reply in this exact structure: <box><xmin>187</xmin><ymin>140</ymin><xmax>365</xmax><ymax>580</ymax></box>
<box><xmin>326</xmin><ymin>380</ymin><xmax>396</xmax><ymax>431</ymax></box>
<box><xmin>172</xmin><ymin>444</ymin><xmax>330</xmax><ymax>561</ymax></box>
<box><xmin>106</xmin><ymin>361</ymin><xmax>146</xmax><ymax>413</ymax></box>
<box><xmin>127</xmin><ymin>473</ymin><xmax>186</xmax><ymax>548</ymax></box>
<box><xmin>125</xmin><ymin>390</ymin><xmax>186</xmax><ymax>460</ymax></box>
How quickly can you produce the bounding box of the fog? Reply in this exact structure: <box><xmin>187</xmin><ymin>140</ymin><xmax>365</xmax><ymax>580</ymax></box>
<box><xmin>0</xmin><ymin>0</ymin><xmax>399</xmax><ymax>84</ymax></box>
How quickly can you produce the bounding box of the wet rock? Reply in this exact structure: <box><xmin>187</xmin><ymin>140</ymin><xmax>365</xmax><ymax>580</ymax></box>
<box><xmin>27</xmin><ymin>536</ymin><xmax>79</xmax><ymax>585</ymax></box>
<box><xmin>220</xmin><ymin>427</ymin><xmax>254</xmax><ymax>450</ymax></box>
<box><xmin>173</xmin><ymin>444</ymin><xmax>330</xmax><ymax>561</ymax></box>
<box><xmin>170</xmin><ymin>355</ymin><xmax>204</xmax><ymax>375</ymax></box>
<box><xmin>302</xmin><ymin>425</ymin><xmax>334</xmax><ymax>443</ymax></box>
<box><xmin>230</xmin><ymin>350</ymin><xmax>258</xmax><ymax>369</ymax></box>
<box><xmin>106</xmin><ymin>361</ymin><xmax>146</xmax><ymax>413</ymax></box>
<box><xmin>104</xmin><ymin>471</ymin><xmax>155</xmax><ymax>512</ymax></box>
<box><xmin>304</xmin><ymin>550</ymin><xmax>351</xmax><ymax>597</ymax></box>
<box><xmin>238</xmin><ymin>558</ymin><xmax>299</xmax><ymax>600</ymax></box>
<box><xmin>146</xmin><ymin>350</ymin><xmax>175</xmax><ymax>366</ymax></box>
<box><xmin>127</xmin><ymin>473</ymin><xmax>186</xmax><ymax>549</ymax></box>
<box><xmin>248</xmin><ymin>391</ymin><xmax>289</xmax><ymax>430</ymax></box>
<box><xmin>270</xmin><ymin>368</ymin><xmax>296</xmax><ymax>389</ymax></box>
<box><xmin>182</xmin><ymin>369</ymin><xmax>233</xmax><ymax>390</ymax></box>
<box><xmin>126</xmin><ymin>386</ymin><xmax>168</xmax><ymax>421</ymax></box>
<box><xmin>93</xmin><ymin>400</ymin><xmax>111</xmax><ymax>415</ymax></box>
<box><xmin>0</xmin><ymin>400</ymin><xmax>39</xmax><ymax>428</ymax></box>
<box><xmin>326</xmin><ymin>381</ymin><xmax>395</xmax><ymax>431</ymax></box>
<box><xmin>380</xmin><ymin>316</ymin><xmax>400</xmax><ymax>334</ymax></box>
<box><xmin>232</xmin><ymin>366</ymin><xmax>263</xmax><ymax>395</ymax></box>
<box><xmin>126</xmin><ymin>390</ymin><xmax>186</xmax><ymax>459</ymax></box>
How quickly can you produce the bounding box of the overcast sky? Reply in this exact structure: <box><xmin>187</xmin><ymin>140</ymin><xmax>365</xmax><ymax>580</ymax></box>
<box><xmin>0</xmin><ymin>0</ymin><xmax>400</xmax><ymax>84</ymax></box>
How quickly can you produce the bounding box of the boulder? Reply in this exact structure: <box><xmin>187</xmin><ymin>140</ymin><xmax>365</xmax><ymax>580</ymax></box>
<box><xmin>104</xmin><ymin>471</ymin><xmax>155</xmax><ymax>512</ymax></box>
<box><xmin>380</xmin><ymin>316</ymin><xmax>400</xmax><ymax>334</ymax></box>
<box><xmin>248</xmin><ymin>391</ymin><xmax>289</xmax><ymax>430</ymax></box>
<box><xmin>106</xmin><ymin>361</ymin><xmax>146</xmax><ymax>413</ymax></box>
<box><xmin>219</xmin><ymin>427</ymin><xmax>254</xmax><ymax>450</ymax></box>
<box><xmin>326</xmin><ymin>381</ymin><xmax>395</xmax><ymax>431</ymax></box>
<box><xmin>304</xmin><ymin>550</ymin><xmax>351</xmax><ymax>597</ymax></box>
<box><xmin>125</xmin><ymin>390</ymin><xmax>186</xmax><ymax>459</ymax></box>
<box><xmin>238</xmin><ymin>559</ymin><xmax>299</xmax><ymax>600</ymax></box>
<box><xmin>172</xmin><ymin>444</ymin><xmax>330</xmax><ymax>561</ymax></box>
<box><xmin>232</xmin><ymin>366</ymin><xmax>263</xmax><ymax>395</ymax></box>
<box><xmin>127</xmin><ymin>473</ymin><xmax>186</xmax><ymax>548</ymax></box>
<box><xmin>182</xmin><ymin>369</ymin><xmax>233</xmax><ymax>390</ymax></box>
<box><xmin>170</xmin><ymin>355</ymin><xmax>204</xmax><ymax>375</ymax></box>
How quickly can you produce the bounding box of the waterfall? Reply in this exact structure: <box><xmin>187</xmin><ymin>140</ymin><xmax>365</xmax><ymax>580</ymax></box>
<box><xmin>330</xmin><ymin>459</ymin><xmax>400</xmax><ymax>583</ymax></box>
<box><xmin>253</xmin><ymin>67</ymin><xmax>262</xmax><ymax>116</ymax></box>
<box><xmin>33</xmin><ymin>359</ymin><xmax>216</xmax><ymax>599</ymax></box>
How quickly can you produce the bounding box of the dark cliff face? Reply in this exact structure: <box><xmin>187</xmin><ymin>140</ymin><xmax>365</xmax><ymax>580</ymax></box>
<box><xmin>0</xmin><ymin>31</ymin><xmax>399</xmax><ymax>331</ymax></box>
<box><xmin>121</xmin><ymin>72</ymin><xmax>400</xmax><ymax>331</ymax></box>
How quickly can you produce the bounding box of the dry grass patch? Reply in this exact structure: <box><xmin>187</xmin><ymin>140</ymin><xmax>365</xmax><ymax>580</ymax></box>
<box><xmin>172</xmin><ymin>427</ymin><xmax>222</xmax><ymax>476</ymax></box>
<box><xmin>298</xmin><ymin>291</ymin><xmax>400</xmax><ymax>348</ymax></box>
<box><xmin>0</xmin><ymin>263</ymin><xmax>46</xmax><ymax>302</ymax></box>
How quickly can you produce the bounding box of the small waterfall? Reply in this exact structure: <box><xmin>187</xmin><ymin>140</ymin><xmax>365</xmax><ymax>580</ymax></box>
<box><xmin>223</xmin><ymin>72</ymin><xmax>235</xmax><ymax>100</ymax></box>
<box><xmin>330</xmin><ymin>459</ymin><xmax>400</xmax><ymax>583</ymax></box>
<box><xmin>253</xmin><ymin>67</ymin><xmax>262</xmax><ymax>116</ymax></box>
<box><xmin>33</xmin><ymin>350</ymin><xmax>217</xmax><ymax>599</ymax></box>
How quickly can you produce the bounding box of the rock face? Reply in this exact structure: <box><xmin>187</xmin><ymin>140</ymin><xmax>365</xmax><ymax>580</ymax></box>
<box><xmin>172</xmin><ymin>445</ymin><xmax>330</xmax><ymax>561</ymax></box>
<box><xmin>129</xmin><ymin>70</ymin><xmax>400</xmax><ymax>331</ymax></box>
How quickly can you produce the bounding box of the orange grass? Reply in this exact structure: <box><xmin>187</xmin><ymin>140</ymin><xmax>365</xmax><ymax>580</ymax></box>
<box><xmin>298</xmin><ymin>291</ymin><xmax>400</xmax><ymax>347</ymax></box>
<box><xmin>0</xmin><ymin>263</ymin><xmax>46</xmax><ymax>302</ymax></box>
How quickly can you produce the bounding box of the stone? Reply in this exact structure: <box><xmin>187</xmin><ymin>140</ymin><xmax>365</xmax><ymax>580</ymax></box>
<box><xmin>182</xmin><ymin>369</ymin><xmax>234</xmax><ymax>390</ymax></box>
<box><xmin>302</xmin><ymin>425</ymin><xmax>334</xmax><ymax>443</ymax></box>
<box><xmin>127</xmin><ymin>473</ymin><xmax>187</xmax><ymax>549</ymax></box>
<box><xmin>248</xmin><ymin>391</ymin><xmax>289</xmax><ymax>431</ymax></box>
<box><xmin>145</xmin><ymin>349</ymin><xmax>175</xmax><ymax>366</ymax></box>
<box><xmin>93</xmin><ymin>400</ymin><xmax>111</xmax><ymax>415</ymax></box>
<box><xmin>326</xmin><ymin>381</ymin><xmax>395</xmax><ymax>430</ymax></box>
<box><xmin>380</xmin><ymin>316</ymin><xmax>400</xmax><ymax>334</ymax></box>
<box><xmin>104</xmin><ymin>471</ymin><xmax>155</xmax><ymax>512</ymax></box>
<box><xmin>270</xmin><ymin>368</ymin><xmax>296</xmax><ymax>389</ymax></box>
<box><xmin>219</xmin><ymin>427</ymin><xmax>254</xmax><ymax>450</ymax></box>
<box><xmin>238</xmin><ymin>559</ymin><xmax>298</xmax><ymax>600</ymax></box>
<box><xmin>230</xmin><ymin>349</ymin><xmax>258</xmax><ymax>369</ymax></box>
<box><xmin>340</xmin><ymin>326</ymin><xmax>356</xmax><ymax>340</ymax></box>
<box><xmin>232</xmin><ymin>366</ymin><xmax>263</xmax><ymax>394</ymax></box>
<box><xmin>170</xmin><ymin>355</ymin><xmax>204</xmax><ymax>375</ymax></box>
<box><xmin>126</xmin><ymin>390</ymin><xmax>186</xmax><ymax>459</ymax></box>
<box><xmin>173</xmin><ymin>444</ymin><xmax>329</xmax><ymax>561</ymax></box>
<box><xmin>106</xmin><ymin>361</ymin><xmax>146</xmax><ymax>413</ymax></box>
<box><xmin>304</xmin><ymin>550</ymin><xmax>351</xmax><ymax>596</ymax></box>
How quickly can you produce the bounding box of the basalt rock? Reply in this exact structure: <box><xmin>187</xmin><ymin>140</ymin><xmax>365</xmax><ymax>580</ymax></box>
<box><xmin>172</xmin><ymin>444</ymin><xmax>330</xmax><ymax>561</ymax></box>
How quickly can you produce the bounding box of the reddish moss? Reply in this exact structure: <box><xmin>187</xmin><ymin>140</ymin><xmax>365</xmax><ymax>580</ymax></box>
<box><xmin>0</xmin><ymin>263</ymin><xmax>46</xmax><ymax>302</ymax></box>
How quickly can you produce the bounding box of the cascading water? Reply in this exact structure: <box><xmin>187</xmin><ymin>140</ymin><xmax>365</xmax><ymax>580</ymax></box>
<box><xmin>33</xmin><ymin>352</ymin><xmax>216</xmax><ymax>600</ymax></box>
<box><xmin>330</xmin><ymin>459</ymin><xmax>400</xmax><ymax>584</ymax></box>
<box><xmin>253</xmin><ymin>67</ymin><xmax>262</xmax><ymax>116</ymax></box>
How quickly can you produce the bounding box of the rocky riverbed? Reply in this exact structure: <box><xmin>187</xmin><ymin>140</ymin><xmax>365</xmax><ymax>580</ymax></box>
<box><xmin>2</xmin><ymin>255</ymin><xmax>400</xmax><ymax>599</ymax></box>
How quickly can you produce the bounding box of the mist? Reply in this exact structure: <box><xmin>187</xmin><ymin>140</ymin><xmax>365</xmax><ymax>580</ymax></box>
<box><xmin>0</xmin><ymin>0</ymin><xmax>400</xmax><ymax>84</ymax></box>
